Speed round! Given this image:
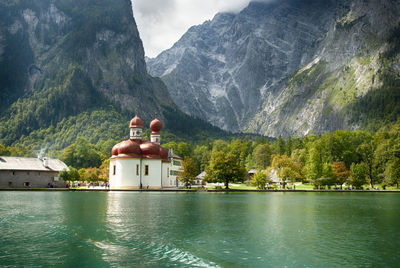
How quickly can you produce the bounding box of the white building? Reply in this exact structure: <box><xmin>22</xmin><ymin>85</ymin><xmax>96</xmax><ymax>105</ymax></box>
<box><xmin>109</xmin><ymin>115</ymin><xmax>183</xmax><ymax>189</ymax></box>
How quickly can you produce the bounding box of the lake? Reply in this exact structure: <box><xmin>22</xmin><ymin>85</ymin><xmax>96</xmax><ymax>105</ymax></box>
<box><xmin>0</xmin><ymin>191</ymin><xmax>399</xmax><ymax>267</ymax></box>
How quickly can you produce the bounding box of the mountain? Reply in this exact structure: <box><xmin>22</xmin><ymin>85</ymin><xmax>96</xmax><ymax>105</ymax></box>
<box><xmin>0</xmin><ymin>0</ymin><xmax>228</xmax><ymax>151</ymax></box>
<box><xmin>147</xmin><ymin>0</ymin><xmax>400</xmax><ymax>137</ymax></box>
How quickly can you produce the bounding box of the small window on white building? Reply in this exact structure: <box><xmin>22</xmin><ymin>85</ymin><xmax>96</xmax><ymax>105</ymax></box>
<box><xmin>113</xmin><ymin>165</ymin><xmax>116</xmax><ymax>175</ymax></box>
<box><xmin>145</xmin><ymin>165</ymin><xmax>149</xmax><ymax>176</ymax></box>
<box><xmin>136</xmin><ymin>164</ymin><xmax>139</xmax><ymax>176</ymax></box>
<box><xmin>167</xmin><ymin>168</ymin><xmax>169</xmax><ymax>177</ymax></box>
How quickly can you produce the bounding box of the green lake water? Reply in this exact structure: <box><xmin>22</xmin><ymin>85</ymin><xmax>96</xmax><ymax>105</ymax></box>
<box><xmin>0</xmin><ymin>192</ymin><xmax>399</xmax><ymax>267</ymax></box>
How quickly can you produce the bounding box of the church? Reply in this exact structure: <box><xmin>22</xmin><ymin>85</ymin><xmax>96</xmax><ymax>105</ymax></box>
<box><xmin>109</xmin><ymin>115</ymin><xmax>183</xmax><ymax>189</ymax></box>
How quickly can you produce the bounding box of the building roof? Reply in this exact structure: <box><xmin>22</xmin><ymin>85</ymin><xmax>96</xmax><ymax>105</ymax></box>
<box><xmin>168</xmin><ymin>149</ymin><xmax>182</xmax><ymax>160</ymax></box>
<box><xmin>0</xmin><ymin>157</ymin><xmax>68</xmax><ymax>172</ymax></box>
<box><xmin>196</xmin><ymin>171</ymin><xmax>206</xmax><ymax>179</ymax></box>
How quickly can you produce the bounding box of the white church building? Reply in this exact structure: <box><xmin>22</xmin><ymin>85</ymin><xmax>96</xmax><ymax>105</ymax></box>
<box><xmin>109</xmin><ymin>115</ymin><xmax>183</xmax><ymax>189</ymax></box>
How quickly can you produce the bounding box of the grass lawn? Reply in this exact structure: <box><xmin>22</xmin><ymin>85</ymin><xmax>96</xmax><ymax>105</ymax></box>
<box><xmin>203</xmin><ymin>182</ymin><xmax>400</xmax><ymax>191</ymax></box>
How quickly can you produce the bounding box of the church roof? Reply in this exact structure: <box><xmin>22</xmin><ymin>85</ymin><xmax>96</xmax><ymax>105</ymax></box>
<box><xmin>0</xmin><ymin>157</ymin><xmax>68</xmax><ymax>172</ymax></box>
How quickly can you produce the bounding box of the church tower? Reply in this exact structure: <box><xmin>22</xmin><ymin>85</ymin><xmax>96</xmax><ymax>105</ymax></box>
<box><xmin>150</xmin><ymin>118</ymin><xmax>162</xmax><ymax>145</ymax></box>
<box><xmin>129</xmin><ymin>115</ymin><xmax>143</xmax><ymax>140</ymax></box>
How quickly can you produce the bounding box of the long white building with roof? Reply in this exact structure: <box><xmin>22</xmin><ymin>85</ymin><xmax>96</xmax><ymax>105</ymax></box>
<box><xmin>0</xmin><ymin>157</ymin><xmax>68</xmax><ymax>188</ymax></box>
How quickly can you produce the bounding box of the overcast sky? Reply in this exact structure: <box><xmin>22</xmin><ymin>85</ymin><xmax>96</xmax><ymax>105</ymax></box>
<box><xmin>131</xmin><ymin>0</ymin><xmax>252</xmax><ymax>58</ymax></box>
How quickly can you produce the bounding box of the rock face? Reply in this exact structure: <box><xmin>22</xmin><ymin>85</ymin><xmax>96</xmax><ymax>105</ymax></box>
<box><xmin>147</xmin><ymin>0</ymin><xmax>400</xmax><ymax>136</ymax></box>
<box><xmin>0</xmin><ymin>0</ymin><xmax>177</xmax><ymax>145</ymax></box>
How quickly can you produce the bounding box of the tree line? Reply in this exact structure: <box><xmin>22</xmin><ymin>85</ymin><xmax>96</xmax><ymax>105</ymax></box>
<box><xmin>172</xmin><ymin>122</ymin><xmax>400</xmax><ymax>190</ymax></box>
<box><xmin>2</xmin><ymin>121</ymin><xmax>400</xmax><ymax>188</ymax></box>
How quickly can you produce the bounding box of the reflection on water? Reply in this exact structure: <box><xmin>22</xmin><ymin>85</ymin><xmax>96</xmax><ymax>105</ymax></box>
<box><xmin>1</xmin><ymin>192</ymin><xmax>400</xmax><ymax>267</ymax></box>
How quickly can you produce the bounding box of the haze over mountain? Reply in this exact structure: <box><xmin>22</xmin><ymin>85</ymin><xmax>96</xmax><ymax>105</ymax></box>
<box><xmin>147</xmin><ymin>0</ymin><xmax>400</xmax><ymax>137</ymax></box>
<box><xmin>0</xmin><ymin>0</ymin><xmax>227</xmax><ymax>151</ymax></box>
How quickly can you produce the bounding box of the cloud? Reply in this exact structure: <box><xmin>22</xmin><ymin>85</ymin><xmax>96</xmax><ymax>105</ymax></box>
<box><xmin>132</xmin><ymin>0</ymin><xmax>251</xmax><ymax>58</ymax></box>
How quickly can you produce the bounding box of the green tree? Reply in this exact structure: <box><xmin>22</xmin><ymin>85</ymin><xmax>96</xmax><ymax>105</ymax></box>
<box><xmin>357</xmin><ymin>142</ymin><xmax>377</xmax><ymax>188</ymax></box>
<box><xmin>177</xmin><ymin>157</ymin><xmax>198</xmax><ymax>187</ymax></box>
<box><xmin>252</xmin><ymin>143</ymin><xmax>272</xmax><ymax>169</ymax></box>
<box><xmin>271</xmin><ymin>154</ymin><xmax>303</xmax><ymax>189</ymax></box>
<box><xmin>212</xmin><ymin>140</ymin><xmax>229</xmax><ymax>153</ymax></box>
<box><xmin>229</xmin><ymin>139</ymin><xmax>251</xmax><ymax>168</ymax></box>
<box><xmin>251</xmin><ymin>170</ymin><xmax>269</xmax><ymax>189</ymax></box>
<box><xmin>61</xmin><ymin>137</ymin><xmax>102</xmax><ymax>169</ymax></box>
<box><xmin>176</xmin><ymin>142</ymin><xmax>193</xmax><ymax>159</ymax></box>
<box><xmin>349</xmin><ymin>162</ymin><xmax>368</xmax><ymax>189</ymax></box>
<box><xmin>0</xmin><ymin>144</ymin><xmax>8</xmax><ymax>155</ymax></box>
<box><xmin>315</xmin><ymin>162</ymin><xmax>335</xmax><ymax>188</ymax></box>
<box><xmin>59</xmin><ymin>167</ymin><xmax>80</xmax><ymax>182</ymax></box>
<box><xmin>205</xmin><ymin>151</ymin><xmax>246</xmax><ymax>189</ymax></box>
<box><xmin>384</xmin><ymin>158</ymin><xmax>400</xmax><ymax>188</ymax></box>
<box><xmin>305</xmin><ymin>145</ymin><xmax>322</xmax><ymax>181</ymax></box>
<box><xmin>276</xmin><ymin>135</ymin><xmax>285</xmax><ymax>155</ymax></box>
<box><xmin>59</xmin><ymin>168</ymin><xmax>70</xmax><ymax>182</ymax></box>
<box><xmin>193</xmin><ymin>145</ymin><xmax>211</xmax><ymax>171</ymax></box>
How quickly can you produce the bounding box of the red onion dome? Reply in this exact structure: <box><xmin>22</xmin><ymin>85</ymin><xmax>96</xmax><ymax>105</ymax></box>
<box><xmin>140</xmin><ymin>141</ymin><xmax>161</xmax><ymax>159</ymax></box>
<box><xmin>130</xmin><ymin>115</ymin><xmax>143</xmax><ymax>128</ymax></box>
<box><xmin>117</xmin><ymin>140</ymin><xmax>141</xmax><ymax>158</ymax></box>
<box><xmin>111</xmin><ymin>143</ymin><xmax>121</xmax><ymax>156</ymax></box>
<box><xmin>160</xmin><ymin>146</ymin><xmax>169</xmax><ymax>162</ymax></box>
<box><xmin>150</xmin><ymin>118</ymin><xmax>162</xmax><ymax>134</ymax></box>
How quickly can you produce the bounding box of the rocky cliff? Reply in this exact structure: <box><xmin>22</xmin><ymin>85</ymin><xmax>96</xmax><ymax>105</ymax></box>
<box><xmin>147</xmin><ymin>0</ymin><xmax>400</xmax><ymax>137</ymax></box>
<box><xmin>0</xmin><ymin>0</ymin><xmax>226</xmax><ymax>149</ymax></box>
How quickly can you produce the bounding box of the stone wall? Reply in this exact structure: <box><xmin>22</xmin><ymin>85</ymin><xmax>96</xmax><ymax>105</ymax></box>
<box><xmin>0</xmin><ymin>170</ymin><xmax>65</xmax><ymax>188</ymax></box>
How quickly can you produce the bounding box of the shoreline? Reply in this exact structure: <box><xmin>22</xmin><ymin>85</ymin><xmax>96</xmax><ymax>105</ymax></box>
<box><xmin>1</xmin><ymin>188</ymin><xmax>399</xmax><ymax>193</ymax></box>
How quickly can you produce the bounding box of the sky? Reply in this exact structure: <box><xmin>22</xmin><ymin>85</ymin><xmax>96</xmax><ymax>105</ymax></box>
<box><xmin>131</xmin><ymin>0</ymin><xmax>252</xmax><ymax>58</ymax></box>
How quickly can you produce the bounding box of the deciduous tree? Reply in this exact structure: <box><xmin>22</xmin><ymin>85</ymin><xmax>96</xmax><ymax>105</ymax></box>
<box><xmin>271</xmin><ymin>154</ymin><xmax>303</xmax><ymax>189</ymax></box>
<box><xmin>251</xmin><ymin>170</ymin><xmax>270</xmax><ymax>189</ymax></box>
<box><xmin>349</xmin><ymin>162</ymin><xmax>368</xmax><ymax>189</ymax></box>
<box><xmin>178</xmin><ymin>157</ymin><xmax>198</xmax><ymax>187</ymax></box>
<box><xmin>205</xmin><ymin>152</ymin><xmax>246</xmax><ymax>189</ymax></box>
<box><xmin>384</xmin><ymin>158</ymin><xmax>400</xmax><ymax>188</ymax></box>
<box><xmin>252</xmin><ymin>143</ymin><xmax>272</xmax><ymax>170</ymax></box>
<box><xmin>332</xmin><ymin>162</ymin><xmax>350</xmax><ymax>188</ymax></box>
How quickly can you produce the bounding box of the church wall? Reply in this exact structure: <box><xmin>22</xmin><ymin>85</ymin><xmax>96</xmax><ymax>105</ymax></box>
<box><xmin>110</xmin><ymin>158</ymin><xmax>141</xmax><ymax>189</ymax></box>
<box><xmin>141</xmin><ymin>159</ymin><xmax>162</xmax><ymax>189</ymax></box>
<box><xmin>161</xmin><ymin>162</ymin><xmax>172</xmax><ymax>187</ymax></box>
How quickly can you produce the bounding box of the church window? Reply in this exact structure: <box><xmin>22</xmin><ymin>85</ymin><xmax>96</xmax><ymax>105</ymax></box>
<box><xmin>145</xmin><ymin>165</ymin><xmax>149</xmax><ymax>176</ymax></box>
<box><xmin>136</xmin><ymin>164</ymin><xmax>139</xmax><ymax>176</ymax></box>
<box><xmin>113</xmin><ymin>165</ymin><xmax>116</xmax><ymax>175</ymax></box>
<box><xmin>167</xmin><ymin>168</ymin><xmax>169</xmax><ymax>177</ymax></box>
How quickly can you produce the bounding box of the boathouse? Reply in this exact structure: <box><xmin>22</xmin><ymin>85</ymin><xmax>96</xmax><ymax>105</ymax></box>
<box><xmin>0</xmin><ymin>157</ymin><xmax>68</xmax><ymax>188</ymax></box>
